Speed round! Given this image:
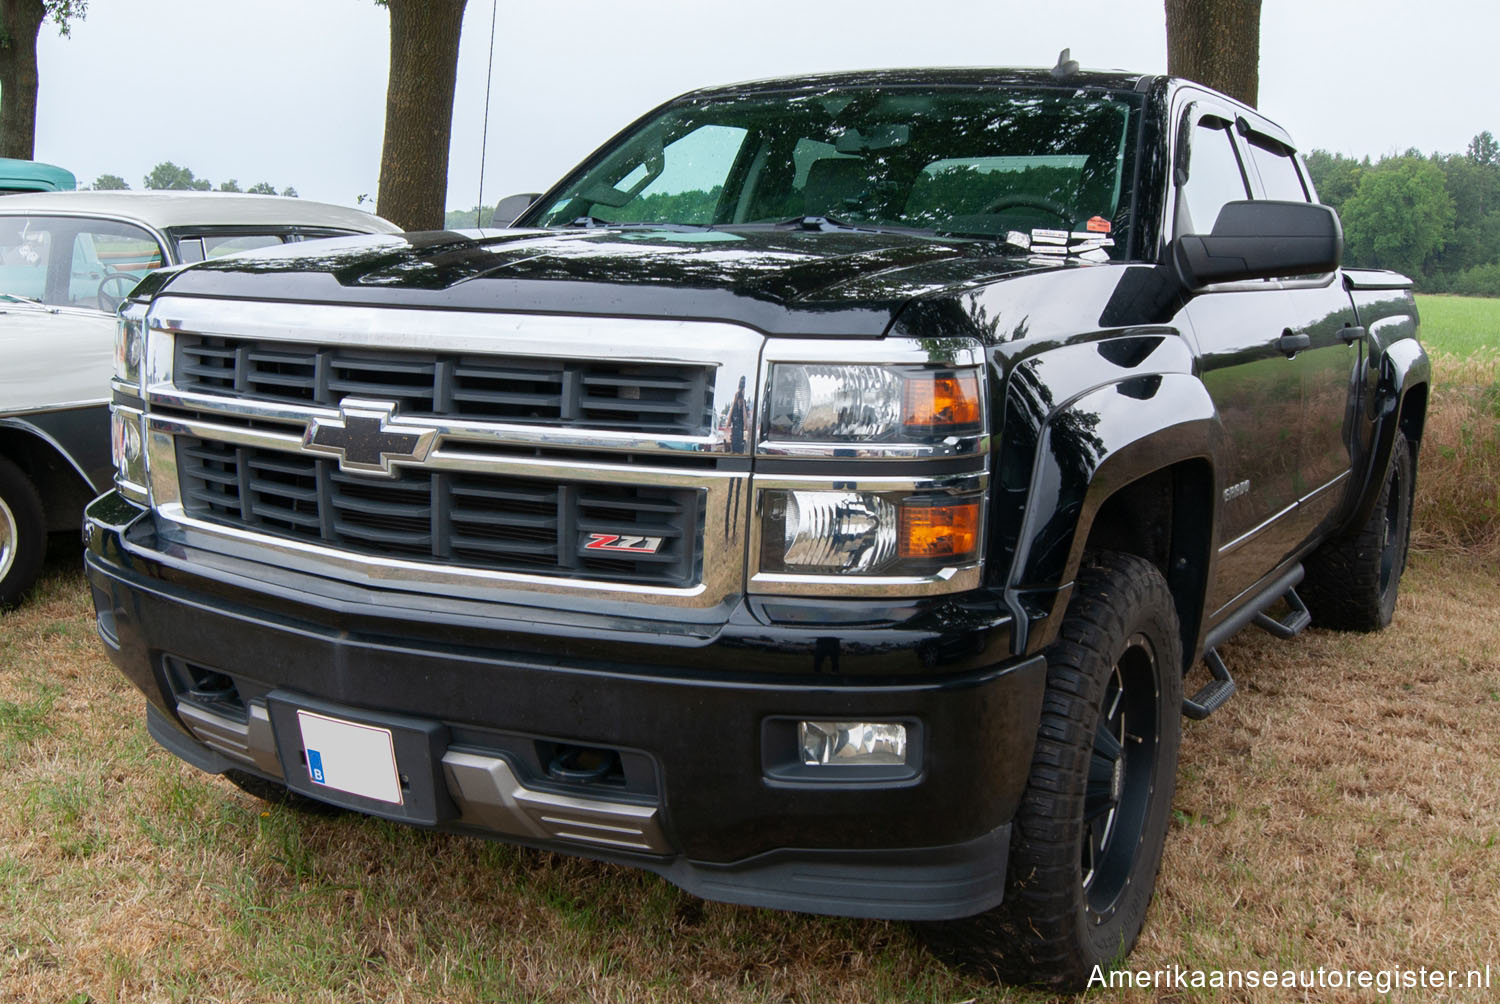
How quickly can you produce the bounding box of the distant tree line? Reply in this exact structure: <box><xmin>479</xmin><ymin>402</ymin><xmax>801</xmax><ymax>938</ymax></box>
<box><xmin>89</xmin><ymin>162</ymin><xmax>297</xmax><ymax>197</ymax></box>
<box><xmin>1307</xmin><ymin>131</ymin><xmax>1500</xmax><ymax>296</ymax></box>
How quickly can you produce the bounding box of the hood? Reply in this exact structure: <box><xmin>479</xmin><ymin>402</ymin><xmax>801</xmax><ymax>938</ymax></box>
<box><xmin>151</xmin><ymin>226</ymin><xmax>1053</xmax><ymax>338</ymax></box>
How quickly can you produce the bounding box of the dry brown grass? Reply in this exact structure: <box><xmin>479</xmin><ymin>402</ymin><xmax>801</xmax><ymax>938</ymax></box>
<box><xmin>1413</xmin><ymin>350</ymin><xmax>1500</xmax><ymax>557</ymax></box>
<box><xmin>2</xmin><ymin>541</ymin><xmax>1498</xmax><ymax>1003</ymax></box>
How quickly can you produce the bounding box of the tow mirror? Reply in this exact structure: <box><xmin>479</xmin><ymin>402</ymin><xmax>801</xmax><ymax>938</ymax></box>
<box><xmin>492</xmin><ymin>193</ymin><xmax>541</xmax><ymax>227</ymax></box>
<box><xmin>1172</xmin><ymin>200</ymin><xmax>1342</xmax><ymax>289</ymax></box>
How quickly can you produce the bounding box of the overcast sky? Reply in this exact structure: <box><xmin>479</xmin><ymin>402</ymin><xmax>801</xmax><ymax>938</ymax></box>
<box><xmin>31</xmin><ymin>0</ymin><xmax>1493</xmax><ymax>214</ymax></box>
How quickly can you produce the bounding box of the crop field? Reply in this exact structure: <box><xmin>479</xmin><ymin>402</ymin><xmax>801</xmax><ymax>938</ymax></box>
<box><xmin>1</xmin><ymin>299</ymin><xmax>1496</xmax><ymax>1003</ymax></box>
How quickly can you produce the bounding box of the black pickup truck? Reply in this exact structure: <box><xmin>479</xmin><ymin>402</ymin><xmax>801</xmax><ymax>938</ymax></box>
<box><xmin>86</xmin><ymin>65</ymin><xmax>1427</xmax><ymax>989</ymax></box>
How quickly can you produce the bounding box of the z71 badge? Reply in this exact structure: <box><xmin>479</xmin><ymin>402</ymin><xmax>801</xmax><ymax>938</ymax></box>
<box><xmin>583</xmin><ymin>533</ymin><xmax>664</xmax><ymax>554</ymax></box>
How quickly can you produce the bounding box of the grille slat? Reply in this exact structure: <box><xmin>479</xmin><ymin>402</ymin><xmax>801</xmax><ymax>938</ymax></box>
<box><xmin>176</xmin><ymin>336</ymin><xmax>713</xmax><ymax>435</ymax></box>
<box><xmin>177</xmin><ymin>439</ymin><xmax>699</xmax><ymax>587</ymax></box>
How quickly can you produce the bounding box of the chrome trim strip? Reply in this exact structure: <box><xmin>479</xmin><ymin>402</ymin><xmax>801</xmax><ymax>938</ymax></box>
<box><xmin>1218</xmin><ymin>500</ymin><xmax>1298</xmax><ymax>556</ymax></box>
<box><xmin>1297</xmin><ymin>467</ymin><xmax>1350</xmax><ymax>505</ymax></box>
<box><xmin>0</xmin><ymin>397</ymin><xmax>109</xmax><ymax>418</ymax></box>
<box><xmin>146</xmin><ymin>296</ymin><xmax>764</xmax><ymax>456</ymax></box>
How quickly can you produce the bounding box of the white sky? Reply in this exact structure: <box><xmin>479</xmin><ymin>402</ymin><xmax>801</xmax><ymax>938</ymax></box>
<box><xmin>30</xmin><ymin>0</ymin><xmax>1493</xmax><ymax>214</ymax></box>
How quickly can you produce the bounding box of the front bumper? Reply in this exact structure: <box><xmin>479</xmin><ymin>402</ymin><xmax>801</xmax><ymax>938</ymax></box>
<box><xmin>85</xmin><ymin>492</ymin><xmax>1048</xmax><ymax>921</ymax></box>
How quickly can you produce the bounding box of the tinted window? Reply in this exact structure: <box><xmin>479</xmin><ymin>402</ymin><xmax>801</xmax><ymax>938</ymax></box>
<box><xmin>0</xmin><ymin>215</ymin><xmax>161</xmax><ymax>309</ymax></box>
<box><xmin>535</xmin><ymin>87</ymin><xmax>1143</xmax><ymax>250</ymax></box>
<box><xmin>1180</xmin><ymin>121</ymin><xmax>1249</xmax><ymax>234</ymax></box>
<box><xmin>1247</xmin><ymin>138</ymin><xmax>1309</xmax><ymax>202</ymax></box>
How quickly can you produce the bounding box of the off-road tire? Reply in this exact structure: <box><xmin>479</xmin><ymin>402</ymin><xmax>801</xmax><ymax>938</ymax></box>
<box><xmin>1301</xmin><ymin>431</ymin><xmax>1414</xmax><ymax>632</ymax></box>
<box><xmin>0</xmin><ymin>456</ymin><xmax>46</xmax><ymax>609</ymax></box>
<box><xmin>920</xmin><ymin>551</ymin><xmax>1183</xmax><ymax>991</ymax></box>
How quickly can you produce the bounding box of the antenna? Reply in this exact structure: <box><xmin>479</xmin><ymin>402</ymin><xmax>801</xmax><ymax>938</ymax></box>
<box><xmin>1051</xmin><ymin>48</ymin><xmax>1080</xmax><ymax>78</ymax></box>
<box><xmin>476</xmin><ymin>0</ymin><xmax>499</xmax><ymax>228</ymax></box>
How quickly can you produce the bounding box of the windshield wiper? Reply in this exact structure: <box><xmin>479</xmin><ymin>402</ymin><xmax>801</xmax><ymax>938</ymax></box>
<box><xmin>0</xmin><ymin>292</ymin><xmax>44</xmax><ymax>305</ymax></box>
<box><xmin>563</xmin><ymin>216</ymin><xmax>713</xmax><ymax>231</ymax></box>
<box><xmin>741</xmin><ymin>215</ymin><xmax>937</xmax><ymax>237</ymax></box>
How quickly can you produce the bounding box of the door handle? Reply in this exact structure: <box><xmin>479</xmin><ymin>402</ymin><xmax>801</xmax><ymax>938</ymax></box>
<box><xmin>1277</xmin><ymin>330</ymin><xmax>1310</xmax><ymax>356</ymax></box>
<box><xmin>1340</xmin><ymin>324</ymin><xmax>1366</xmax><ymax>343</ymax></box>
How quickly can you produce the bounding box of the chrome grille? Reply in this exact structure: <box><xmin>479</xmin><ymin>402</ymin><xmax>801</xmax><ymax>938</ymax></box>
<box><xmin>176</xmin><ymin>438</ymin><xmax>702</xmax><ymax>587</ymax></box>
<box><xmin>175</xmin><ymin>336</ymin><xmax>716</xmax><ymax>435</ymax></box>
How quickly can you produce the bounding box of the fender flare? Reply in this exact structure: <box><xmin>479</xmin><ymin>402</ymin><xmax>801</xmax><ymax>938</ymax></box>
<box><xmin>1342</xmin><ymin>336</ymin><xmax>1429</xmax><ymax>537</ymax></box>
<box><xmin>1002</xmin><ymin>372</ymin><xmax>1218</xmax><ymax>655</ymax></box>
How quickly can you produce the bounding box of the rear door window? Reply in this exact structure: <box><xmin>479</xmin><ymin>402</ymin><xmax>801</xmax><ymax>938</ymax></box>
<box><xmin>1246</xmin><ymin>137</ymin><xmax>1310</xmax><ymax>202</ymax></box>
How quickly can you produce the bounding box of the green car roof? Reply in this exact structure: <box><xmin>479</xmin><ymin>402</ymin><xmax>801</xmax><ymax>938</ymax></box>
<box><xmin>0</xmin><ymin>158</ymin><xmax>76</xmax><ymax>193</ymax></box>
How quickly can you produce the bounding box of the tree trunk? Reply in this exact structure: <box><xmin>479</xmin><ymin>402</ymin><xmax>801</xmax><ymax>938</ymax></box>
<box><xmin>0</xmin><ymin>0</ymin><xmax>46</xmax><ymax>160</ymax></box>
<box><xmin>1164</xmin><ymin>0</ymin><xmax>1261</xmax><ymax>108</ymax></box>
<box><xmin>377</xmin><ymin>0</ymin><xmax>467</xmax><ymax>231</ymax></box>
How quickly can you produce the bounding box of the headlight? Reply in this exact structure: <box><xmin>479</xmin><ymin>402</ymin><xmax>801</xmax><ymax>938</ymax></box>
<box><xmin>765</xmin><ymin>364</ymin><xmax>981</xmax><ymax>444</ymax></box>
<box><xmin>110</xmin><ymin>406</ymin><xmax>149</xmax><ymax>502</ymax></box>
<box><xmin>760</xmin><ymin>489</ymin><xmax>980</xmax><ymax>575</ymax></box>
<box><xmin>113</xmin><ymin>303</ymin><xmax>148</xmax><ymax>395</ymax></box>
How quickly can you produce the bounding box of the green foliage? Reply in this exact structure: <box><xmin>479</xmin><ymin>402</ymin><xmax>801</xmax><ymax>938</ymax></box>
<box><xmin>217</xmin><ymin>178</ymin><xmax>241</xmax><ymax>193</ymax></box>
<box><xmin>1417</xmin><ymin>294</ymin><xmax>1500</xmax><ymax>355</ymax></box>
<box><xmin>606</xmin><ymin>186</ymin><xmax>723</xmax><ymax>225</ymax></box>
<box><xmin>143</xmin><ymin>161</ymin><xmax>211</xmax><ymax>191</ymax></box>
<box><xmin>445</xmin><ymin>205</ymin><xmax>495</xmax><ymax>229</ymax></box>
<box><xmin>91</xmin><ymin>172</ymin><xmax>127</xmax><ymax>190</ymax></box>
<box><xmin>1339</xmin><ymin>157</ymin><xmax>1454</xmax><ymax>279</ymax></box>
<box><xmin>247</xmin><ymin>181</ymin><xmax>276</xmax><ymax>195</ymax></box>
<box><xmin>1309</xmin><ymin>133</ymin><xmax>1500</xmax><ymax>294</ymax></box>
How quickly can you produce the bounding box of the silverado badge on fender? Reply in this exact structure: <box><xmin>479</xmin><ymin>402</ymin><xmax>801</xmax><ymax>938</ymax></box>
<box><xmin>583</xmin><ymin>533</ymin><xmax>664</xmax><ymax>554</ymax></box>
<box><xmin>302</xmin><ymin>399</ymin><xmax>437</xmax><ymax>476</ymax></box>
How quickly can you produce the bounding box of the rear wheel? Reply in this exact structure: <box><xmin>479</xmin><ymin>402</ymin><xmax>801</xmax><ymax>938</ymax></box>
<box><xmin>921</xmin><ymin>552</ymin><xmax>1182</xmax><ymax>990</ymax></box>
<box><xmin>0</xmin><ymin>456</ymin><xmax>46</xmax><ymax>609</ymax></box>
<box><xmin>1301</xmin><ymin>431</ymin><xmax>1414</xmax><ymax>631</ymax></box>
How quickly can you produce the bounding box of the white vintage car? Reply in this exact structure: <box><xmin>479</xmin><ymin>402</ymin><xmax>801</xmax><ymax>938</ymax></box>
<box><xmin>0</xmin><ymin>190</ymin><xmax>400</xmax><ymax>605</ymax></box>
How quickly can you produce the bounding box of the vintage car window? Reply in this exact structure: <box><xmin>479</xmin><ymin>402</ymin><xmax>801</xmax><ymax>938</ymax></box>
<box><xmin>1246</xmin><ymin>137</ymin><xmax>1310</xmax><ymax>203</ymax></box>
<box><xmin>534</xmin><ymin>87</ymin><xmax>1143</xmax><ymax>249</ymax></box>
<box><xmin>0</xmin><ymin>215</ymin><xmax>161</xmax><ymax>309</ymax></box>
<box><xmin>200</xmin><ymin>233</ymin><xmax>285</xmax><ymax>258</ymax></box>
<box><xmin>1179</xmin><ymin>120</ymin><xmax>1250</xmax><ymax>235</ymax></box>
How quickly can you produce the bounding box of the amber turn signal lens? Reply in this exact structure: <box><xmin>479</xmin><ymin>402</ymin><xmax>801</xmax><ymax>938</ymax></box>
<box><xmin>898</xmin><ymin>502</ymin><xmax>980</xmax><ymax>560</ymax></box>
<box><xmin>903</xmin><ymin>373</ymin><xmax>981</xmax><ymax>431</ymax></box>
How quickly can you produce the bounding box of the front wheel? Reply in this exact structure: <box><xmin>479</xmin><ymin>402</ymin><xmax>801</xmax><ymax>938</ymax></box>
<box><xmin>920</xmin><ymin>551</ymin><xmax>1183</xmax><ymax>991</ymax></box>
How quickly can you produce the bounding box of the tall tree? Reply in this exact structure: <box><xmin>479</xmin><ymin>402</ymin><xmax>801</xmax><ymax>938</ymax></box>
<box><xmin>91</xmin><ymin>172</ymin><xmax>127</xmax><ymax>190</ymax></box>
<box><xmin>1164</xmin><ymin>0</ymin><xmax>1261</xmax><ymax>107</ymax></box>
<box><xmin>143</xmin><ymin>161</ymin><xmax>210</xmax><ymax>191</ymax></box>
<box><xmin>0</xmin><ymin>0</ymin><xmax>84</xmax><ymax>159</ymax></box>
<box><xmin>376</xmin><ymin>0</ymin><xmax>466</xmax><ymax>231</ymax></box>
<box><xmin>1340</xmin><ymin>157</ymin><xmax>1454</xmax><ymax>279</ymax></box>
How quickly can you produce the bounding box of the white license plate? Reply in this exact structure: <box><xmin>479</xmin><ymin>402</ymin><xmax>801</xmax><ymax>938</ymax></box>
<box><xmin>296</xmin><ymin>710</ymin><xmax>403</xmax><ymax>805</ymax></box>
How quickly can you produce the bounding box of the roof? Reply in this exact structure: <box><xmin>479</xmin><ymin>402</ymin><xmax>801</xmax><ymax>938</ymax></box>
<box><xmin>0</xmin><ymin>158</ymin><xmax>76</xmax><ymax>192</ymax></box>
<box><xmin>0</xmin><ymin>189</ymin><xmax>400</xmax><ymax>233</ymax></box>
<box><xmin>678</xmin><ymin>66</ymin><xmax>1155</xmax><ymax>101</ymax></box>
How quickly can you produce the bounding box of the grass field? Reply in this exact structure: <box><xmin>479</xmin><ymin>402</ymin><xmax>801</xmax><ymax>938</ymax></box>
<box><xmin>1415</xmin><ymin>294</ymin><xmax>1500</xmax><ymax>355</ymax></box>
<box><xmin>1</xmin><ymin>297</ymin><xmax>1496</xmax><ymax>1003</ymax></box>
<box><xmin>2</xmin><ymin>546</ymin><xmax>1496</xmax><ymax>1004</ymax></box>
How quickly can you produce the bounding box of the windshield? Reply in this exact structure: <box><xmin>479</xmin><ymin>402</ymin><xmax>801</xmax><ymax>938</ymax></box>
<box><xmin>532</xmin><ymin>85</ymin><xmax>1142</xmax><ymax>250</ymax></box>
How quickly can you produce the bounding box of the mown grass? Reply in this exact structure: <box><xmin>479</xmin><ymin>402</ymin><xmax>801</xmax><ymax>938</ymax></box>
<box><xmin>2</xmin><ymin>546</ymin><xmax>1497</xmax><ymax>1003</ymax></box>
<box><xmin>1415</xmin><ymin>294</ymin><xmax>1499</xmax><ymax>356</ymax></box>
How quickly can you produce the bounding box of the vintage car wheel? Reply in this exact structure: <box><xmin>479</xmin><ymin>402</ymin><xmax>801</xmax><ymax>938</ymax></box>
<box><xmin>1301</xmin><ymin>431</ymin><xmax>1415</xmax><ymax>631</ymax></box>
<box><xmin>0</xmin><ymin>456</ymin><xmax>46</xmax><ymax>608</ymax></box>
<box><xmin>920</xmin><ymin>552</ymin><xmax>1182</xmax><ymax>991</ymax></box>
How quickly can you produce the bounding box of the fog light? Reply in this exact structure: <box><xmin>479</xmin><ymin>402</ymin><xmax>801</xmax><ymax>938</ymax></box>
<box><xmin>799</xmin><ymin>721</ymin><xmax>908</xmax><ymax>766</ymax></box>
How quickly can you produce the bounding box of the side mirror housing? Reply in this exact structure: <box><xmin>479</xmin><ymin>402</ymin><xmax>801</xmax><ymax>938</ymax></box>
<box><xmin>492</xmin><ymin>193</ymin><xmax>542</xmax><ymax>227</ymax></box>
<box><xmin>1172</xmin><ymin>200</ymin><xmax>1342</xmax><ymax>289</ymax></box>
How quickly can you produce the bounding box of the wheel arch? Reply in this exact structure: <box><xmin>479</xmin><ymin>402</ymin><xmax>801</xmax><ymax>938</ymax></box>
<box><xmin>0</xmin><ymin>419</ymin><xmax>103</xmax><ymax>534</ymax></box>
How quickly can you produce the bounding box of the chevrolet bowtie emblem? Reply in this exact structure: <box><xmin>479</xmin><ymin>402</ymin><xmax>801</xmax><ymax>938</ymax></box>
<box><xmin>302</xmin><ymin>399</ymin><xmax>437</xmax><ymax>476</ymax></box>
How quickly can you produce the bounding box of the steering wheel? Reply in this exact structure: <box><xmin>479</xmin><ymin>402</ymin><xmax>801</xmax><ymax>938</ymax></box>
<box><xmin>97</xmin><ymin>272</ymin><xmax>138</xmax><ymax>313</ymax></box>
<box><xmin>980</xmin><ymin>194</ymin><xmax>1073</xmax><ymax>225</ymax></box>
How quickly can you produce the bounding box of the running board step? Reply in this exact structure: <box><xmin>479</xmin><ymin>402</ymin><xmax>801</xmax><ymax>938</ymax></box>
<box><xmin>1253</xmin><ymin>586</ymin><xmax>1312</xmax><ymax>639</ymax></box>
<box><xmin>1183</xmin><ymin>649</ymin><xmax>1236</xmax><ymax>720</ymax></box>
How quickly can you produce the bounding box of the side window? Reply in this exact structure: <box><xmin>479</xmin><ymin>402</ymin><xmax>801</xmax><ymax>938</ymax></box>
<box><xmin>1246</xmin><ymin>137</ymin><xmax>1310</xmax><ymax>202</ymax></box>
<box><xmin>201</xmin><ymin>234</ymin><xmax>285</xmax><ymax>259</ymax></box>
<box><xmin>1179</xmin><ymin>120</ymin><xmax>1250</xmax><ymax>235</ymax></box>
<box><xmin>69</xmin><ymin>222</ymin><xmax>162</xmax><ymax>311</ymax></box>
<box><xmin>0</xmin><ymin>218</ymin><xmax>52</xmax><ymax>302</ymax></box>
